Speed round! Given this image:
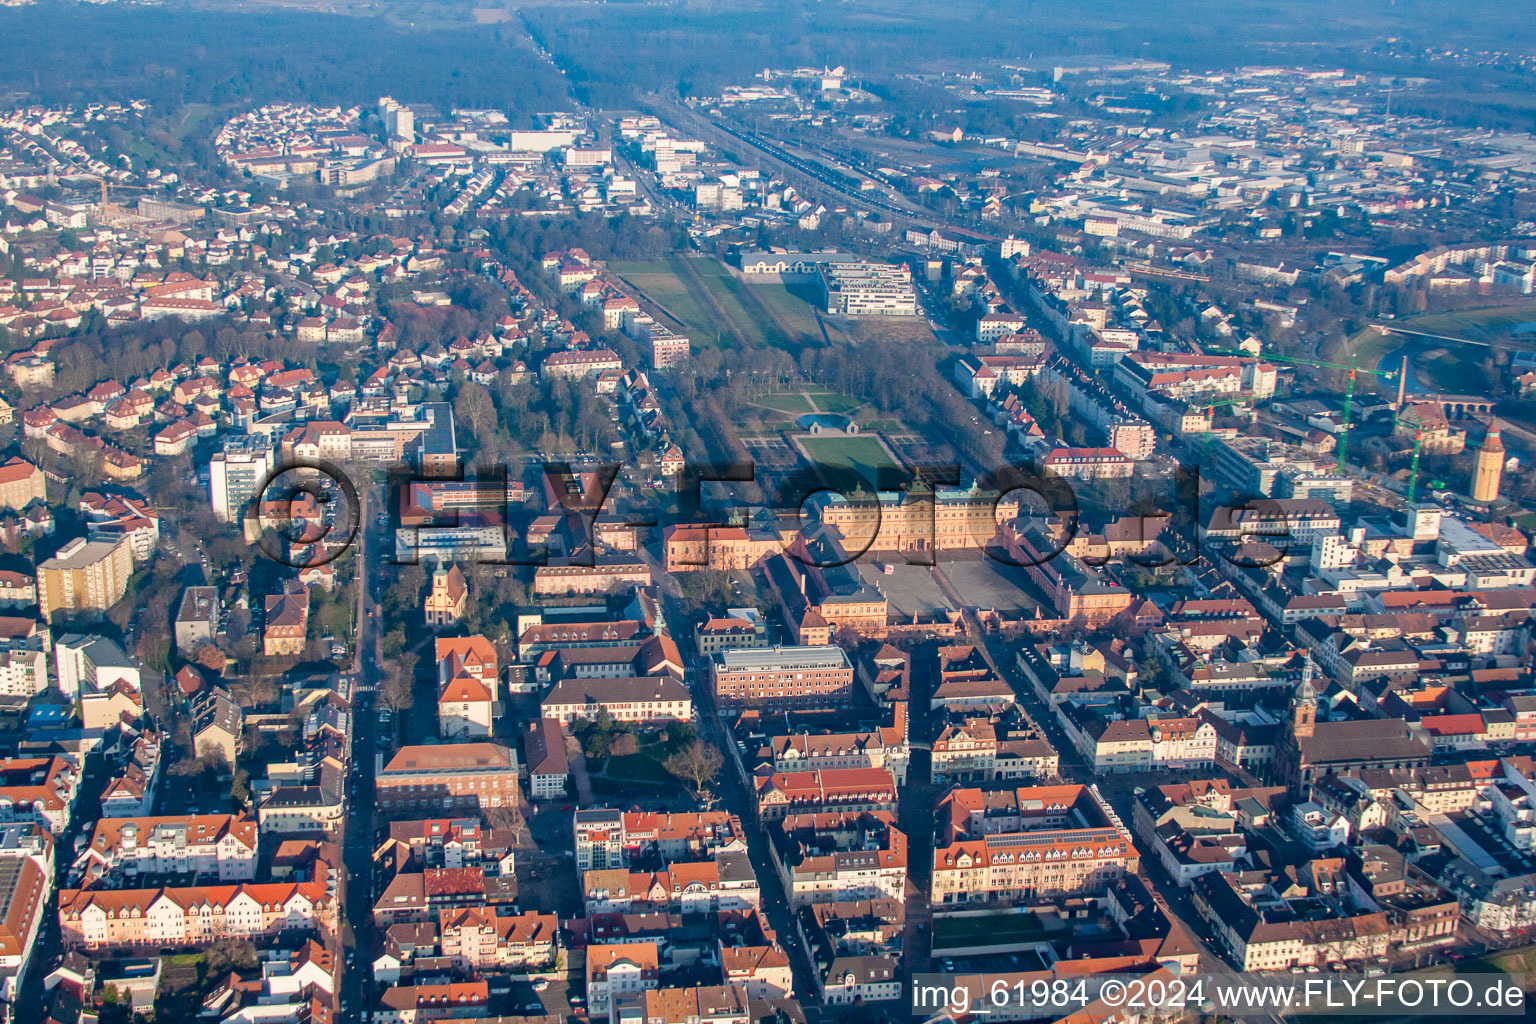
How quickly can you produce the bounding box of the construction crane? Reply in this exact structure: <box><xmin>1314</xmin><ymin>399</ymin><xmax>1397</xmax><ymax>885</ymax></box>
<box><xmin>1209</xmin><ymin>348</ymin><xmax>1396</xmax><ymax>469</ymax></box>
<box><xmin>79</xmin><ymin>175</ymin><xmax>158</xmax><ymax>225</ymax></box>
<box><xmin>1406</xmin><ymin>429</ymin><xmax>1425</xmax><ymax>503</ymax></box>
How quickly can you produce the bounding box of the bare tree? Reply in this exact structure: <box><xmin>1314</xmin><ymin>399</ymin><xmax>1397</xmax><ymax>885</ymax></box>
<box><xmin>665</xmin><ymin>739</ymin><xmax>724</xmax><ymax>803</ymax></box>
<box><xmin>483</xmin><ymin>803</ymin><xmax>534</xmax><ymax>848</ymax></box>
<box><xmin>381</xmin><ymin>665</ymin><xmax>415</xmax><ymax>712</ymax></box>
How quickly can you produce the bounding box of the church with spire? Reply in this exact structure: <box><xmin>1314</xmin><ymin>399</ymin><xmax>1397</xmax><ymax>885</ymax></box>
<box><xmin>1276</xmin><ymin>652</ymin><xmax>1431</xmax><ymax>792</ymax></box>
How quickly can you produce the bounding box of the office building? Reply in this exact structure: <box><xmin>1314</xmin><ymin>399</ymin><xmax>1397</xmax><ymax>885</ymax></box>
<box><xmin>710</xmin><ymin>645</ymin><xmax>855</xmax><ymax>711</ymax></box>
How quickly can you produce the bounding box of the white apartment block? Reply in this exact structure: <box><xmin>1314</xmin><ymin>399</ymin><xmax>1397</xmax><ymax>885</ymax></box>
<box><xmin>74</xmin><ymin>814</ymin><xmax>260</xmax><ymax>885</ymax></box>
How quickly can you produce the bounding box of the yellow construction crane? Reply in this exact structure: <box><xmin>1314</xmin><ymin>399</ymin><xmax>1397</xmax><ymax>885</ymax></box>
<box><xmin>81</xmin><ymin>176</ymin><xmax>158</xmax><ymax>225</ymax></box>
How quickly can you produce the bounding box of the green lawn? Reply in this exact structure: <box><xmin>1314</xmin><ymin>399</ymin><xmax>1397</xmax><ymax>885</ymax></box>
<box><xmin>798</xmin><ymin>433</ymin><xmax>905</xmax><ymax>488</ymax></box>
<box><xmin>822</xmin><ymin>313</ymin><xmax>938</xmax><ymax>347</ymax></box>
<box><xmin>609</xmin><ymin>257</ymin><xmax>822</xmax><ymax>352</ymax></box>
<box><xmin>174</xmin><ymin>103</ymin><xmax>216</xmax><ymax>140</ymax></box>
<box><xmin>604</xmin><ymin>751</ymin><xmax>675</xmax><ymax>784</ymax></box>
<box><xmin>1337</xmin><ymin>326</ymin><xmax>1401</xmax><ymax>379</ymax></box>
<box><xmin>609</xmin><ymin>258</ymin><xmax>711</xmax><ymax>332</ymax></box>
<box><xmin>759</xmin><ymin>393</ymin><xmax>815</xmax><ymax>414</ymax></box>
<box><xmin>1398</xmin><ymin>303</ymin><xmax>1536</xmax><ymax>342</ymax></box>
<box><xmin>815</xmin><ymin>393</ymin><xmax>862</xmax><ymax>414</ymax></box>
<box><xmin>932</xmin><ymin>912</ymin><xmax>1052</xmax><ymax>949</ymax></box>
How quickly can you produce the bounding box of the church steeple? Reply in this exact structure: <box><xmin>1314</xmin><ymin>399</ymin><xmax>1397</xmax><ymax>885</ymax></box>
<box><xmin>1291</xmin><ymin>652</ymin><xmax>1317</xmax><ymax>738</ymax></box>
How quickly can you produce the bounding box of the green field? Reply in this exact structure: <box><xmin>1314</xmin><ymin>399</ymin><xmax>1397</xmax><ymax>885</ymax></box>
<box><xmin>758</xmin><ymin>393</ymin><xmax>815</xmax><ymax>414</ymax></box>
<box><xmin>608</xmin><ymin>256</ymin><xmax>823</xmax><ymax>351</ymax></box>
<box><xmin>798</xmin><ymin>433</ymin><xmax>905</xmax><ymax>487</ymax></box>
<box><xmin>609</xmin><ymin>257</ymin><xmax>711</xmax><ymax>331</ymax></box>
<box><xmin>814</xmin><ymin>393</ymin><xmax>862</xmax><ymax>414</ymax></box>
<box><xmin>932</xmin><ymin>912</ymin><xmax>1053</xmax><ymax>949</ymax></box>
<box><xmin>1396</xmin><ymin>303</ymin><xmax>1536</xmax><ymax>342</ymax></box>
<box><xmin>1336</xmin><ymin>326</ymin><xmax>1401</xmax><ymax>377</ymax></box>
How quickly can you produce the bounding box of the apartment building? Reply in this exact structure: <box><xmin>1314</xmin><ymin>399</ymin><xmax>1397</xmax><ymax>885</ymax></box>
<box><xmin>542</xmin><ymin>347</ymin><xmax>624</xmax><ymax>381</ymax></box>
<box><xmin>931</xmin><ymin>784</ymin><xmax>1138</xmax><ymax>904</ymax></box>
<box><xmin>208</xmin><ymin>437</ymin><xmax>272</xmax><ymax>523</ymax></box>
<box><xmin>0</xmin><ymin>756</ymin><xmax>80</xmax><ymax>834</ymax></box>
<box><xmin>0</xmin><ymin>635</ymin><xmax>46</xmax><ymax>699</ymax></box>
<box><xmin>582</xmin><ymin>855</ymin><xmax>760</xmax><ymax>916</ymax></box>
<box><xmin>0</xmin><ymin>458</ymin><xmax>45</xmax><ymax>512</ymax></box>
<box><xmin>643</xmin><ymin>986</ymin><xmax>749</xmax><ymax>1024</ymax></box>
<box><xmin>1191</xmin><ymin>868</ymin><xmax>1454</xmax><ymax>972</ymax></box>
<box><xmin>438</xmin><ymin>907</ymin><xmax>558</xmax><ymax>971</ymax></box>
<box><xmin>755</xmin><ymin>768</ymin><xmax>898</xmax><ymax>821</ymax></box>
<box><xmin>54</xmin><ymin>633</ymin><xmax>140</xmax><ymax>699</ymax></box>
<box><xmin>573</xmin><ymin>809</ymin><xmax>747</xmax><ymax>872</ymax></box>
<box><xmin>587</xmin><ymin>941</ymin><xmax>660</xmax><ymax>1014</ymax></box>
<box><xmin>36</xmin><ymin>537</ymin><xmax>133</xmax><ymax>623</ymax></box>
<box><xmin>173</xmin><ymin>586</ymin><xmax>220</xmax><ymax>651</ymax></box>
<box><xmin>769</xmin><ymin>708</ymin><xmax>910</xmax><ymax>785</ymax></box>
<box><xmin>73</xmin><ymin>814</ymin><xmax>259</xmax><ymax>886</ymax></box>
<box><xmin>930</xmin><ymin>718</ymin><xmax>1060</xmax><ymax>783</ymax></box>
<box><xmin>59</xmin><ymin>878</ymin><xmax>335</xmax><ymax>952</ymax></box>
<box><xmin>777</xmin><ymin>811</ymin><xmax>908</xmax><ymax>906</ymax></box>
<box><xmin>710</xmin><ymin>645</ymin><xmax>854</xmax><ymax>711</ymax></box>
<box><xmin>817</xmin><ymin>261</ymin><xmax>918</xmax><ymax>316</ymax></box>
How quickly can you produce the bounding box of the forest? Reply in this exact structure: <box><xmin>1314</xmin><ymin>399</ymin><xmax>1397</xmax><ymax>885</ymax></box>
<box><xmin>0</xmin><ymin>5</ymin><xmax>571</xmax><ymax>119</ymax></box>
<box><xmin>520</xmin><ymin>0</ymin><xmax>1536</xmax><ymax>107</ymax></box>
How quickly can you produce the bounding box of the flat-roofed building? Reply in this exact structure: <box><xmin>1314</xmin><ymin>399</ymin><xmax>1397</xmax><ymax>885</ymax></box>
<box><xmin>711</xmin><ymin>644</ymin><xmax>854</xmax><ymax>711</ymax></box>
<box><xmin>817</xmin><ymin>261</ymin><xmax>918</xmax><ymax>316</ymax></box>
<box><xmin>37</xmin><ymin>537</ymin><xmax>133</xmax><ymax>623</ymax></box>
<box><xmin>376</xmin><ymin>743</ymin><xmax>520</xmax><ymax>814</ymax></box>
<box><xmin>174</xmin><ymin>586</ymin><xmax>220</xmax><ymax>651</ymax></box>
